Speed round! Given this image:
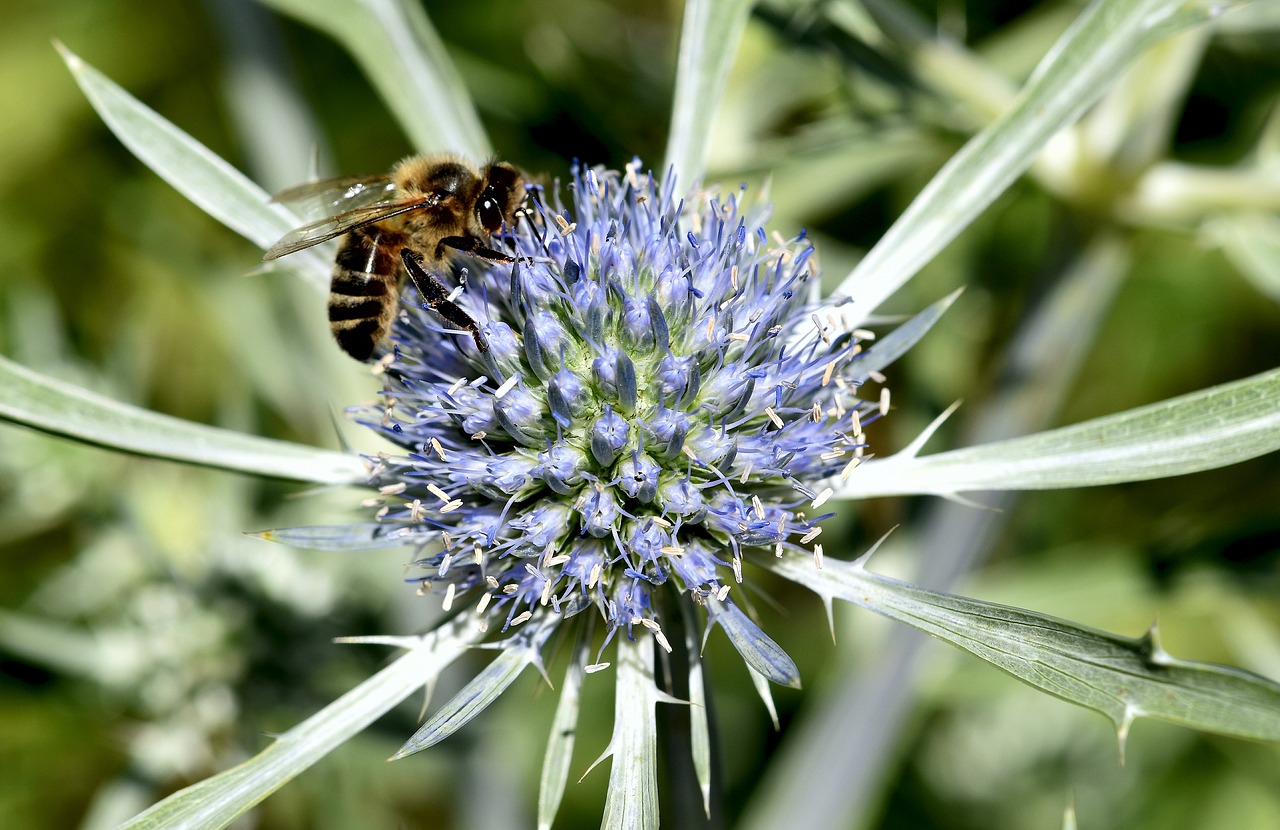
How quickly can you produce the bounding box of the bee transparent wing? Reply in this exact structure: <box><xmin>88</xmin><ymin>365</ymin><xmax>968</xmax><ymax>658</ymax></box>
<box><xmin>263</xmin><ymin>197</ymin><xmax>435</xmax><ymax>260</ymax></box>
<box><xmin>271</xmin><ymin>174</ymin><xmax>397</xmax><ymax>212</ymax></box>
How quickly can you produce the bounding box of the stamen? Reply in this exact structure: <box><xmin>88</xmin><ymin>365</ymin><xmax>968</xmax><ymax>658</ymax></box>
<box><xmin>494</xmin><ymin>374</ymin><xmax>519</xmax><ymax>399</ymax></box>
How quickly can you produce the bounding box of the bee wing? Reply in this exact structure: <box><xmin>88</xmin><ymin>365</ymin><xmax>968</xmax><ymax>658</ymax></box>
<box><xmin>263</xmin><ymin>197</ymin><xmax>435</xmax><ymax>260</ymax></box>
<box><xmin>271</xmin><ymin>174</ymin><xmax>397</xmax><ymax>211</ymax></box>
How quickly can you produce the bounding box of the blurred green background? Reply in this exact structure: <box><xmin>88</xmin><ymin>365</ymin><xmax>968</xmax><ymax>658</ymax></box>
<box><xmin>1</xmin><ymin>0</ymin><xmax>1279</xmax><ymax>828</ymax></box>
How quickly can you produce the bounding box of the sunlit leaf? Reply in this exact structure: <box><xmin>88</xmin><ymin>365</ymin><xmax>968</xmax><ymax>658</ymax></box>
<box><xmin>709</xmin><ymin>598</ymin><xmax>801</xmax><ymax>688</ymax></box>
<box><xmin>393</xmin><ymin>612</ymin><xmax>559</xmax><ymax>758</ymax></box>
<box><xmin>392</xmin><ymin>644</ymin><xmax>534</xmax><ymax>757</ymax></box>
<box><xmin>121</xmin><ymin>619</ymin><xmax>478</xmax><ymax>830</ymax></box>
<box><xmin>848</xmin><ymin>288</ymin><xmax>962</xmax><ymax>383</ymax></box>
<box><xmin>829</xmin><ymin>0</ymin><xmax>1201</xmax><ymax>320</ymax></box>
<box><xmin>251</xmin><ymin>523</ymin><xmax>417</xmax><ymax>550</ymax></box>
<box><xmin>258</xmin><ymin>0</ymin><xmax>489</xmax><ymax>158</ymax></box>
<box><xmin>56</xmin><ymin>43</ymin><xmax>329</xmax><ymax>290</ymax></box>
<box><xmin>835</xmin><ymin>366</ymin><xmax>1280</xmax><ymax>498</ymax></box>
<box><xmin>601</xmin><ymin>636</ymin><xmax>660</xmax><ymax>830</ymax></box>
<box><xmin>537</xmin><ymin>624</ymin><xmax>590</xmax><ymax>830</ymax></box>
<box><xmin>684</xmin><ymin>612</ymin><xmax>712</xmax><ymax>817</ymax></box>
<box><xmin>663</xmin><ymin>0</ymin><xmax>753</xmax><ymax>189</ymax></box>
<box><xmin>0</xmin><ymin>356</ymin><xmax>364</xmax><ymax>485</ymax></box>
<box><xmin>767</xmin><ymin>549</ymin><xmax>1280</xmax><ymax>743</ymax></box>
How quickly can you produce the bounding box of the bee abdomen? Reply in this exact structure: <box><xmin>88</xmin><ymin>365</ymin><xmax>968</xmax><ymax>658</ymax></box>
<box><xmin>328</xmin><ymin>230</ymin><xmax>401</xmax><ymax>361</ymax></box>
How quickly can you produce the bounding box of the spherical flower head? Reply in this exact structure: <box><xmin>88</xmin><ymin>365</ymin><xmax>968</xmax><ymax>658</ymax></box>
<box><xmin>358</xmin><ymin>162</ymin><xmax>881</xmax><ymax>670</ymax></box>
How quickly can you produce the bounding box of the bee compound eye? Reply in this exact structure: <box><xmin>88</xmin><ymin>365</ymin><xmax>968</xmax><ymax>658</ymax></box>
<box><xmin>477</xmin><ymin>194</ymin><xmax>504</xmax><ymax>233</ymax></box>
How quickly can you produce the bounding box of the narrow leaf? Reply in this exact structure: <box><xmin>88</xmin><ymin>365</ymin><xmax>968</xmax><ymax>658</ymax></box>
<box><xmin>662</xmin><ymin>0</ymin><xmax>753</xmax><ymax>189</ymax></box>
<box><xmin>835</xmin><ymin>366</ymin><xmax>1280</xmax><ymax>498</ymax></box>
<box><xmin>709</xmin><ymin>598</ymin><xmax>801</xmax><ymax>688</ymax></box>
<box><xmin>684</xmin><ymin>618</ymin><xmax>712</xmax><ymax>817</ymax></box>
<box><xmin>747</xmin><ymin>665</ymin><xmax>781</xmax><ymax>731</ymax></box>
<box><xmin>121</xmin><ymin>619</ymin><xmax>478</xmax><ymax>830</ymax></box>
<box><xmin>57</xmin><ymin>43</ymin><xmax>329</xmax><ymax>290</ymax></box>
<box><xmin>537</xmin><ymin>624</ymin><xmax>591</xmax><ymax>830</ymax></box>
<box><xmin>251</xmin><ymin>523</ymin><xmax>419</xmax><ymax>551</ymax></box>
<box><xmin>393</xmin><ymin>640</ymin><xmax>536</xmax><ymax>758</ymax></box>
<box><xmin>259</xmin><ymin>0</ymin><xmax>489</xmax><ymax>158</ymax></box>
<box><xmin>767</xmin><ymin>551</ymin><xmax>1280</xmax><ymax>741</ymax></box>
<box><xmin>848</xmin><ymin>287</ymin><xmax>963</xmax><ymax>383</ymax></box>
<box><xmin>0</xmin><ymin>356</ymin><xmax>364</xmax><ymax>485</ymax></box>
<box><xmin>829</xmin><ymin>0</ymin><xmax>1191</xmax><ymax>319</ymax></box>
<box><xmin>601</xmin><ymin>636</ymin><xmax>659</xmax><ymax>830</ymax></box>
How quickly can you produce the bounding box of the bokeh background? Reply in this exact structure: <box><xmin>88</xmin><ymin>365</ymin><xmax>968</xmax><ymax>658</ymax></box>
<box><xmin>1</xmin><ymin>1</ymin><xmax>1279</xmax><ymax>828</ymax></box>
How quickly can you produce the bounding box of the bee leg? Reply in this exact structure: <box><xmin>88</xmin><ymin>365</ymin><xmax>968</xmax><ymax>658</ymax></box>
<box><xmin>400</xmin><ymin>248</ymin><xmax>488</xmax><ymax>353</ymax></box>
<box><xmin>400</xmin><ymin>249</ymin><xmax>449</xmax><ymax>304</ymax></box>
<box><xmin>436</xmin><ymin>235</ymin><xmax>515</xmax><ymax>264</ymax></box>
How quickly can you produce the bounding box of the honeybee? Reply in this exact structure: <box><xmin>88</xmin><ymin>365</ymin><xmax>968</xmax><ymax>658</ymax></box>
<box><xmin>263</xmin><ymin>155</ymin><xmax>525</xmax><ymax>361</ymax></box>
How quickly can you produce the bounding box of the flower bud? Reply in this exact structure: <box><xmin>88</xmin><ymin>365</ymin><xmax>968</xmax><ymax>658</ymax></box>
<box><xmin>537</xmin><ymin>444</ymin><xmax>589</xmax><ymax>495</ymax></box>
<box><xmin>493</xmin><ymin>385</ymin><xmax>547</xmax><ymax>446</ymax></box>
<box><xmin>617</xmin><ymin>452</ymin><xmax>660</xmax><ymax>503</ymax></box>
<box><xmin>590</xmin><ymin>406</ymin><xmax>630</xmax><ymax>466</ymax></box>
<box><xmin>524</xmin><ymin>310</ymin><xmax>570</xmax><ymax>380</ymax></box>
<box><xmin>580</xmin><ymin>485</ymin><xmax>620</xmax><ymax>537</ymax></box>
<box><xmin>657</xmin><ymin>477</ymin><xmax>705</xmax><ymax>520</ymax></box>
<box><xmin>547</xmin><ymin>367</ymin><xmax>589</xmax><ymax>428</ymax></box>
<box><xmin>643</xmin><ymin>407</ymin><xmax>689</xmax><ymax>459</ymax></box>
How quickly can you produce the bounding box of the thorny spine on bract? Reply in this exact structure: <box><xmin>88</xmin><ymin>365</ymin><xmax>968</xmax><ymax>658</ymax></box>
<box><xmin>353</xmin><ymin>161</ymin><xmax>886</xmax><ymax>662</ymax></box>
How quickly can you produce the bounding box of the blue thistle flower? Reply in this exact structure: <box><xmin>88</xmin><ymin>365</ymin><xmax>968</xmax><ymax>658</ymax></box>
<box><xmin>359</xmin><ymin>161</ymin><xmax>883</xmax><ymax>703</ymax></box>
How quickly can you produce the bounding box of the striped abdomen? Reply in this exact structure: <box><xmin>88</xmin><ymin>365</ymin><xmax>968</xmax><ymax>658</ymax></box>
<box><xmin>328</xmin><ymin>226</ymin><xmax>404</xmax><ymax>361</ymax></box>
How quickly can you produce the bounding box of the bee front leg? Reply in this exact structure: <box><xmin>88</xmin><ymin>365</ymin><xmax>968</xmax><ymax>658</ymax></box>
<box><xmin>400</xmin><ymin>248</ymin><xmax>488</xmax><ymax>353</ymax></box>
<box><xmin>436</xmin><ymin>235</ymin><xmax>514</xmax><ymax>264</ymax></box>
